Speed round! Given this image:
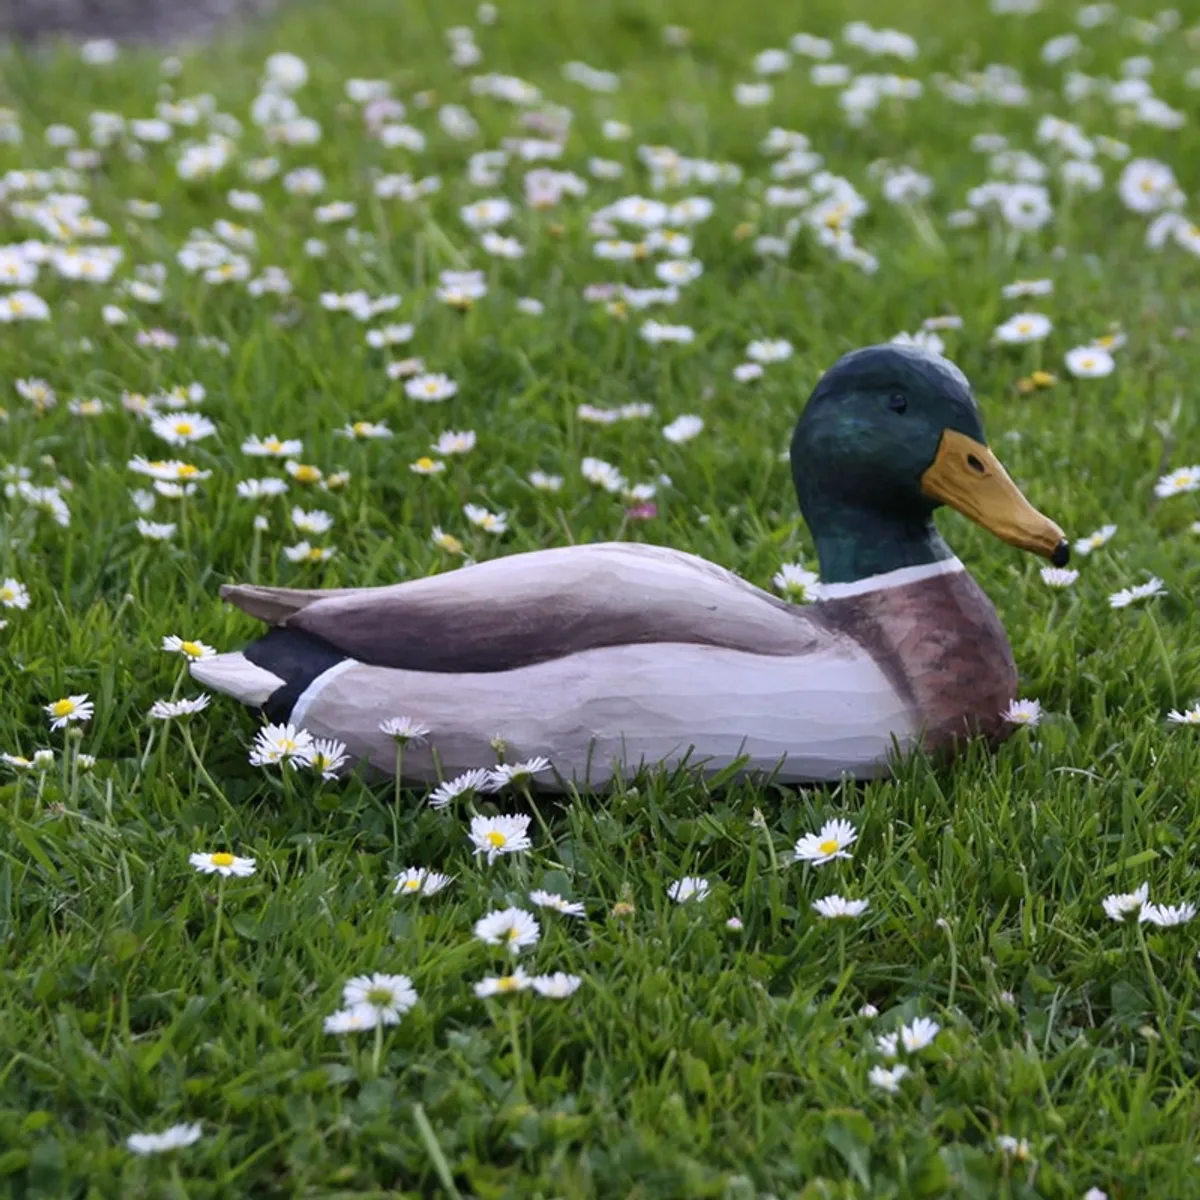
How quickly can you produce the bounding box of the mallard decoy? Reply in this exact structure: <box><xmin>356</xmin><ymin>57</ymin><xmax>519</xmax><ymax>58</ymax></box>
<box><xmin>193</xmin><ymin>344</ymin><xmax>1068</xmax><ymax>788</ymax></box>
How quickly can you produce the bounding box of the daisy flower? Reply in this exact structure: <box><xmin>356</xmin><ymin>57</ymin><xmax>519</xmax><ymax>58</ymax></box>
<box><xmin>188</xmin><ymin>851</ymin><xmax>256</xmax><ymax>877</ymax></box>
<box><xmin>433</xmin><ymin>430</ymin><xmax>476</xmax><ymax>455</ymax></box>
<box><xmin>900</xmin><ymin>1017</ymin><xmax>940</xmax><ymax>1052</ymax></box>
<box><xmin>486</xmin><ymin>757</ymin><xmax>552</xmax><ymax>790</ymax></box>
<box><xmin>324</xmin><ymin>1007</ymin><xmax>379</xmax><ymax>1033</ymax></box>
<box><xmin>469</xmin><ymin>813</ymin><xmax>533</xmax><ymax>863</ymax></box>
<box><xmin>291</xmin><ymin>507</ymin><xmax>334</xmax><ymax>535</ymax></box>
<box><xmin>1039</xmin><ymin>566</ymin><xmax>1078</xmax><ymax>588</ymax></box>
<box><xmin>309</xmin><ymin>738</ymin><xmax>349</xmax><ymax>779</ymax></box>
<box><xmin>474</xmin><ymin>906</ymin><xmax>541</xmax><ymax>954</ymax></box>
<box><xmin>285</xmin><ymin>461</ymin><xmax>323</xmax><ymax>484</ymax></box>
<box><xmin>1108</xmin><ymin>577</ymin><xmax>1166</xmax><ymax>608</ymax></box>
<box><xmin>746</xmin><ymin>337</ymin><xmax>794</xmax><ymax>363</ymax></box>
<box><xmin>994</xmin><ymin>313</ymin><xmax>1052</xmax><ymax>344</ymax></box>
<box><xmin>1154</xmin><ymin>465</ymin><xmax>1200</xmax><ymax>498</ymax></box>
<box><xmin>667</xmin><ymin>876</ymin><xmax>710</xmax><ymax>903</ymax></box>
<box><xmin>474</xmin><ymin>968</ymin><xmax>532</xmax><ymax>997</ymax></box>
<box><xmin>793</xmin><ymin>818</ymin><xmax>857</xmax><ymax>865</ymax></box>
<box><xmin>1064</xmin><ymin>346</ymin><xmax>1115</xmax><ymax>378</ymax></box>
<box><xmin>161</xmin><ymin>634</ymin><xmax>216</xmax><ymax>660</ymax></box>
<box><xmin>812</xmin><ymin>895</ymin><xmax>870</xmax><ymax>919</ymax></box>
<box><xmin>531</xmin><ymin>972</ymin><xmax>583</xmax><ymax>998</ymax></box>
<box><xmin>148</xmin><ymin>696</ymin><xmax>211</xmax><ymax>720</ymax></box>
<box><xmin>1102</xmin><ymin>882</ymin><xmax>1149</xmax><ymax>922</ymax></box>
<box><xmin>366</xmin><ymin>323</ymin><xmax>414</xmax><ymax>348</ymax></box>
<box><xmin>1141</xmin><ymin>902</ymin><xmax>1195</xmax><ymax>928</ymax></box>
<box><xmin>150</xmin><ymin>412</ymin><xmax>217</xmax><ymax>445</ymax></box>
<box><xmin>341</xmin><ymin>973</ymin><xmax>418</xmax><ymax>1023</ymax></box>
<box><xmin>774</xmin><ymin>563</ymin><xmax>822</xmax><ymax>603</ymax></box>
<box><xmin>463</xmin><ymin>503</ymin><xmax>508</xmax><ymax>533</ymax></box>
<box><xmin>283</xmin><ymin>542</ymin><xmax>336</xmax><ymax>564</ymax></box>
<box><xmin>1167</xmin><ymin>703</ymin><xmax>1200</xmax><ymax>726</ymax></box>
<box><xmin>126</xmin><ymin>1123</ymin><xmax>203</xmax><ymax>1155</ymax></box>
<box><xmin>428</xmin><ymin>768</ymin><xmax>490</xmax><ymax>809</ymax></box>
<box><xmin>529</xmin><ymin>889</ymin><xmax>586</xmax><ymax>917</ymax></box>
<box><xmin>248</xmin><ymin>723</ymin><xmax>314</xmax><ymax>768</ymax></box>
<box><xmin>45</xmin><ymin>693</ymin><xmax>94</xmax><ymax>730</ymax></box>
<box><xmin>1003</xmin><ymin>698</ymin><xmax>1043</xmax><ymax>726</ymax></box>
<box><xmin>405</xmin><ymin>373</ymin><xmax>458</xmax><ymax>402</ymax></box>
<box><xmin>1074</xmin><ymin>524</ymin><xmax>1116</xmax><ymax>555</ymax></box>
<box><xmin>662</xmin><ymin>414</ymin><xmax>704</xmax><ymax>444</ymax></box>
<box><xmin>868</xmin><ymin>1064</ymin><xmax>910</xmax><ymax>1093</ymax></box>
<box><xmin>430</xmin><ymin>526</ymin><xmax>464</xmax><ymax>554</ymax></box>
<box><xmin>0</xmin><ymin>578</ymin><xmax>30</xmax><ymax>609</ymax></box>
<box><xmin>392</xmin><ymin>867</ymin><xmax>454</xmax><ymax>897</ymax></box>
<box><xmin>242</xmin><ymin>434</ymin><xmax>302</xmax><ymax>457</ymax></box>
<box><xmin>379</xmin><ymin>716</ymin><xmax>430</xmax><ymax>743</ymax></box>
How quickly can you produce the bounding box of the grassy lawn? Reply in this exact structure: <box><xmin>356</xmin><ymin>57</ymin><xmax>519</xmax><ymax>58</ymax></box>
<box><xmin>3</xmin><ymin>0</ymin><xmax>1200</xmax><ymax>1194</ymax></box>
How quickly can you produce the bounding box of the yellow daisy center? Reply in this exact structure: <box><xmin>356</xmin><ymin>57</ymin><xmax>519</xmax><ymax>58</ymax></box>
<box><xmin>0</xmin><ymin>587</ymin><xmax>13</xmax><ymax>601</ymax></box>
<box><xmin>306</xmin><ymin>548</ymin><xmax>324</xmax><ymax>562</ymax></box>
<box><xmin>415</xmin><ymin>456</ymin><xmax>437</xmax><ymax>471</ymax></box>
<box><xmin>293</xmin><ymin>466</ymin><xmax>320</xmax><ymax>482</ymax></box>
<box><xmin>818</xmin><ymin>838</ymin><xmax>840</xmax><ymax>856</ymax></box>
<box><xmin>175</xmin><ymin>422</ymin><xmax>194</xmax><ymax>436</ymax></box>
<box><xmin>486</xmin><ymin>831</ymin><xmax>507</xmax><ymax>848</ymax></box>
<box><xmin>506</xmin><ymin>928</ymin><xmax>521</xmax><ymax>941</ymax></box>
<box><xmin>496</xmin><ymin>975</ymin><xmax>522</xmax><ymax>992</ymax></box>
<box><xmin>438</xmin><ymin>534</ymin><xmax>463</xmax><ymax>554</ymax></box>
<box><xmin>177</xmin><ymin>465</ymin><xmax>199</xmax><ymax>478</ymax></box>
<box><xmin>180</xmin><ymin>641</ymin><xmax>204</xmax><ymax>658</ymax></box>
<box><xmin>211</xmin><ymin>852</ymin><xmax>235</xmax><ymax>867</ymax></box>
<box><xmin>51</xmin><ymin>699</ymin><xmax>76</xmax><ymax>717</ymax></box>
<box><xmin>403</xmin><ymin>879</ymin><xmax>420</xmax><ymax>890</ymax></box>
<box><xmin>366</xmin><ymin>987</ymin><xmax>393</xmax><ymax>1006</ymax></box>
<box><xmin>265</xmin><ymin>439</ymin><xmax>283</xmax><ymax>452</ymax></box>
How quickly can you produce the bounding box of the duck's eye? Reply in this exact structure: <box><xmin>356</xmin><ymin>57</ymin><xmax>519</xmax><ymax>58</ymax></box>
<box><xmin>888</xmin><ymin>392</ymin><xmax>908</xmax><ymax>413</ymax></box>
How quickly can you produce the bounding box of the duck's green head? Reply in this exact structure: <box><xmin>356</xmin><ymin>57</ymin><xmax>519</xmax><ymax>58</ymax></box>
<box><xmin>792</xmin><ymin>344</ymin><xmax>1068</xmax><ymax>584</ymax></box>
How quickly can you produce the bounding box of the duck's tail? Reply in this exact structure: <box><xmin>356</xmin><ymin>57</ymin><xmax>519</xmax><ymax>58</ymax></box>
<box><xmin>191</xmin><ymin>628</ymin><xmax>349</xmax><ymax>723</ymax></box>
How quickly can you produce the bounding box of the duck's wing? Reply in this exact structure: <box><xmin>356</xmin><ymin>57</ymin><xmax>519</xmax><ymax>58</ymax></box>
<box><xmin>220</xmin><ymin>542</ymin><xmax>837</xmax><ymax>673</ymax></box>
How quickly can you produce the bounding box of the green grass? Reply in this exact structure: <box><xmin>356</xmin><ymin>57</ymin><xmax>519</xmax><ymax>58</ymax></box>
<box><xmin>3</xmin><ymin>0</ymin><xmax>1200</xmax><ymax>1195</ymax></box>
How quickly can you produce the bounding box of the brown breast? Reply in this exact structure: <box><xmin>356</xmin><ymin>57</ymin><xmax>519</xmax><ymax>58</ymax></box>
<box><xmin>816</xmin><ymin>568</ymin><xmax>1018</xmax><ymax>754</ymax></box>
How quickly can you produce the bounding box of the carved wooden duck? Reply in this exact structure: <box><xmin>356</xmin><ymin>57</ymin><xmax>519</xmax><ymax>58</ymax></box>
<box><xmin>193</xmin><ymin>345</ymin><xmax>1068</xmax><ymax>788</ymax></box>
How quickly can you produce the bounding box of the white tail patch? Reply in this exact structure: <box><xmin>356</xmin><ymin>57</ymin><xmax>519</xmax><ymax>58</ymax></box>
<box><xmin>190</xmin><ymin>652</ymin><xmax>284</xmax><ymax>706</ymax></box>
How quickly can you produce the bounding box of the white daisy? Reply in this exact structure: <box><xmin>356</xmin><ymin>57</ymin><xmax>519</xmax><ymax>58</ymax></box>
<box><xmin>667</xmin><ymin>876</ymin><xmax>710</xmax><ymax>903</ymax></box>
<box><xmin>188</xmin><ymin>851</ymin><xmax>256</xmax><ymax>877</ymax></box>
<box><xmin>793</xmin><ymin>818</ymin><xmax>857</xmax><ymax>865</ymax></box>
<box><xmin>341</xmin><ymin>972</ymin><xmax>418</xmax><ymax>1023</ymax></box>
<box><xmin>469</xmin><ymin>813</ymin><xmax>533</xmax><ymax>863</ymax></box>
<box><xmin>474</xmin><ymin>906</ymin><xmax>541</xmax><ymax>954</ymax></box>
<box><xmin>392</xmin><ymin>867</ymin><xmax>454</xmax><ymax>897</ymax></box>
<box><xmin>428</xmin><ymin>768</ymin><xmax>491</xmax><ymax>810</ymax></box>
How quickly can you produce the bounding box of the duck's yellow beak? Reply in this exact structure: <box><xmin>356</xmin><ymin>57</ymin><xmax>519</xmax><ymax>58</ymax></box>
<box><xmin>920</xmin><ymin>429</ymin><xmax>1070</xmax><ymax>565</ymax></box>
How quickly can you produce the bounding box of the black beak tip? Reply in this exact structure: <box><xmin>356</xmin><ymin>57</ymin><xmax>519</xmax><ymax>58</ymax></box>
<box><xmin>1051</xmin><ymin>540</ymin><xmax>1070</xmax><ymax>567</ymax></box>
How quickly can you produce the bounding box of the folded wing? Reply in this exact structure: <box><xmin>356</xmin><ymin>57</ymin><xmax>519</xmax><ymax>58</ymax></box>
<box><xmin>220</xmin><ymin>542</ymin><xmax>836</xmax><ymax>673</ymax></box>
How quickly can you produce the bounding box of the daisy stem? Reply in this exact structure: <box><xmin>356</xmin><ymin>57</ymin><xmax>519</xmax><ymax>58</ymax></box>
<box><xmin>213</xmin><ymin>875</ymin><xmax>225</xmax><ymax>958</ymax></box>
<box><xmin>523</xmin><ymin>784</ymin><xmax>553</xmax><ymax>847</ymax></box>
<box><xmin>250</xmin><ymin>521</ymin><xmax>262</xmax><ymax>583</ymax></box>
<box><xmin>393</xmin><ymin>742</ymin><xmax>404</xmax><ymax>808</ymax></box>
<box><xmin>507</xmin><ymin>1002</ymin><xmax>527</xmax><ymax>1105</ymax></box>
<box><xmin>1145</xmin><ymin>609</ymin><xmax>1177</xmax><ymax>706</ymax></box>
<box><xmin>371</xmin><ymin>1018</ymin><xmax>385</xmax><ymax>1077</ymax></box>
<box><xmin>1135</xmin><ymin>921</ymin><xmax>1166</xmax><ymax>1027</ymax></box>
<box><xmin>180</xmin><ymin>722</ymin><xmax>236</xmax><ymax>820</ymax></box>
<box><xmin>836</xmin><ymin>926</ymin><xmax>847</xmax><ymax>982</ymax></box>
<box><xmin>942</xmin><ymin>921</ymin><xmax>959</xmax><ymax>1012</ymax></box>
